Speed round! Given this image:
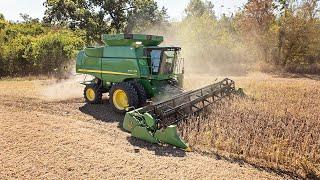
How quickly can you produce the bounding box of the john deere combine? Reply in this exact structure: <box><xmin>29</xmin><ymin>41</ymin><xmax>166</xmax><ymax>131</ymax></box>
<box><xmin>76</xmin><ymin>34</ymin><xmax>243</xmax><ymax>150</ymax></box>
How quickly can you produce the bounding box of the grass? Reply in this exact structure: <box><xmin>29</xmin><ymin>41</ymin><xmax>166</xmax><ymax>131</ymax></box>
<box><xmin>181</xmin><ymin>73</ymin><xmax>320</xmax><ymax>178</ymax></box>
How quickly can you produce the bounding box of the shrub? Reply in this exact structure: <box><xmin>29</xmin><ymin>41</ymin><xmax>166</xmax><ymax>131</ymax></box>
<box><xmin>31</xmin><ymin>31</ymin><xmax>84</xmax><ymax>75</ymax></box>
<box><xmin>2</xmin><ymin>34</ymin><xmax>34</xmax><ymax>76</ymax></box>
<box><xmin>0</xmin><ymin>18</ymin><xmax>85</xmax><ymax>77</ymax></box>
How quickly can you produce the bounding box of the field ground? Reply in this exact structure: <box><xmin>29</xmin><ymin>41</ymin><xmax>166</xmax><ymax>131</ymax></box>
<box><xmin>0</xmin><ymin>73</ymin><xmax>318</xmax><ymax>179</ymax></box>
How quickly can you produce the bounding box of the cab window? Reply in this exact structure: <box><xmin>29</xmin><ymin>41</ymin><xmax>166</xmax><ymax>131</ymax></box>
<box><xmin>150</xmin><ymin>50</ymin><xmax>161</xmax><ymax>74</ymax></box>
<box><xmin>160</xmin><ymin>51</ymin><xmax>175</xmax><ymax>74</ymax></box>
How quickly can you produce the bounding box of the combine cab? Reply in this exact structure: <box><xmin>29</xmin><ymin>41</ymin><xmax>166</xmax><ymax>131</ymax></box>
<box><xmin>76</xmin><ymin>34</ymin><xmax>244</xmax><ymax>150</ymax></box>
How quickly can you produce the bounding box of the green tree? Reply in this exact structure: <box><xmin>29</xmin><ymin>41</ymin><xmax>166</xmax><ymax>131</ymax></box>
<box><xmin>31</xmin><ymin>30</ymin><xmax>84</xmax><ymax>74</ymax></box>
<box><xmin>125</xmin><ymin>0</ymin><xmax>169</xmax><ymax>33</ymax></box>
<box><xmin>2</xmin><ymin>34</ymin><xmax>33</xmax><ymax>75</ymax></box>
<box><xmin>44</xmin><ymin>0</ymin><xmax>168</xmax><ymax>44</ymax></box>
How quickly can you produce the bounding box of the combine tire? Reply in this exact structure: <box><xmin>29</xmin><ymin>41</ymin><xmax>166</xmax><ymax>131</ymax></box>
<box><xmin>109</xmin><ymin>82</ymin><xmax>139</xmax><ymax>113</ymax></box>
<box><xmin>130</xmin><ymin>81</ymin><xmax>147</xmax><ymax>107</ymax></box>
<box><xmin>84</xmin><ymin>83</ymin><xmax>102</xmax><ymax>104</ymax></box>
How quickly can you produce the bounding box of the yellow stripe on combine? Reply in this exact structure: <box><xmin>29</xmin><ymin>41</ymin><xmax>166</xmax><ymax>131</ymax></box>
<box><xmin>78</xmin><ymin>69</ymin><xmax>137</xmax><ymax>76</ymax></box>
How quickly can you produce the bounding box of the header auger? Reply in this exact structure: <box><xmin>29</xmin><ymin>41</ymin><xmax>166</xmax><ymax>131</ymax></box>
<box><xmin>76</xmin><ymin>34</ymin><xmax>244</xmax><ymax>151</ymax></box>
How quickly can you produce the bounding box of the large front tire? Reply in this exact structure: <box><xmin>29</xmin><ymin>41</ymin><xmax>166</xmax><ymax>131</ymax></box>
<box><xmin>109</xmin><ymin>82</ymin><xmax>139</xmax><ymax>113</ymax></box>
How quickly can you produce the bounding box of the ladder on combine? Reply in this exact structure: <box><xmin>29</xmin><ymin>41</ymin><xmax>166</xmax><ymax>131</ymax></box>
<box><xmin>123</xmin><ymin>78</ymin><xmax>243</xmax><ymax>150</ymax></box>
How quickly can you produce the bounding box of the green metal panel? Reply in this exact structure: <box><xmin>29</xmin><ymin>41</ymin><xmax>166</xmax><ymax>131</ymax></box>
<box><xmin>76</xmin><ymin>51</ymin><xmax>102</xmax><ymax>79</ymax></box>
<box><xmin>135</xmin><ymin>47</ymin><xmax>150</xmax><ymax>77</ymax></box>
<box><xmin>77</xmin><ymin>46</ymin><xmax>141</xmax><ymax>82</ymax></box>
<box><xmin>76</xmin><ymin>50</ymin><xmax>85</xmax><ymax>69</ymax></box>
<box><xmin>138</xmin><ymin>79</ymin><xmax>178</xmax><ymax>98</ymax></box>
<box><xmin>100</xmin><ymin>46</ymin><xmax>139</xmax><ymax>82</ymax></box>
<box><xmin>139</xmin><ymin>79</ymin><xmax>155</xmax><ymax>97</ymax></box>
<box><xmin>154</xmin><ymin>125</ymin><xmax>189</xmax><ymax>149</ymax></box>
<box><xmin>132</xmin><ymin>126</ymin><xmax>159</xmax><ymax>143</ymax></box>
<box><xmin>103</xmin><ymin>34</ymin><xmax>163</xmax><ymax>46</ymax></box>
<box><xmin>85</xmin><ymin>47</ymin><xmax>104</xmax><ymax>57</ymax></box>
<box><xmin>103</xmin><ymin>46</ymin><xmax>136</xmax><ymax>58</ymax></box>
<box><xmin>138</xmin><ymin>58</ymin><xmax>150</xmax><ymax>77</ymax></box>
<box><xmin>143</xmin><ymin>113</ymin><xmax>156</xmax><ymax>130</ymax></box>
<box><xmin>123</xmin><ymin>112</ymin><xmax>142</xmax><ymax>132</ymax></box>
<box><xmin>101</xmin><ymin>57</ymin><xmax>139</xmax><ymax>82</ymax></box>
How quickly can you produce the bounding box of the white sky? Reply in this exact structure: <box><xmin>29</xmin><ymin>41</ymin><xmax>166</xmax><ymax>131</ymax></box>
<box><xmin>0</xmin><ymin>0</ymin><xmax>248</xmax><ymax>22</ymax></box>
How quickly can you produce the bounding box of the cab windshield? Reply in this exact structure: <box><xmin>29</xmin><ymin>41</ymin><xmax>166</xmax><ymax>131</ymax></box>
<box><xmin>147</xmin><ymin>48</ymin><xmax>179</xmax><ymax>75</ymax></box>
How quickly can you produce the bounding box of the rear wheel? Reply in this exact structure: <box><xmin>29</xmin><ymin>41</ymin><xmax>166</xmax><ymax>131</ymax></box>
<box><xmin>84</xmin><ymin>83</ymin><xmax>102</xmax><ymax>104</ymax></box>
<box><xmin>130</xmin><ymin>81</ymin><xmax>147</xmax><ymax>107</ymax></box>
<box><xmin>109</xmin><ymin>82</ymin><xmax>139</xmax><ymax>113</ymax></box>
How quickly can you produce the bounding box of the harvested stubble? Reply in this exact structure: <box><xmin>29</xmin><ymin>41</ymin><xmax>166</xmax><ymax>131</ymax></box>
<box><xmin>180</xmin><ymin>76</ymin><xmax>320</xmax><ymax>178</ymax></box>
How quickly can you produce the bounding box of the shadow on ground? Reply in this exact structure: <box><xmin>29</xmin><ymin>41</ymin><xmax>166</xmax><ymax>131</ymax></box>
<box><xmin>79</xmin><ymin>99</ymin><xmax>124</xmax><ymax>123</ymax></box>
<box><xmin>127</xmin><ymin>136</ymin><xmax>186</xmax><ymax>157</ymax></box>
<box><xmin>79</xmin><ymin>100</ymin><xmax>186</xmax><ymax>157</ymax></box>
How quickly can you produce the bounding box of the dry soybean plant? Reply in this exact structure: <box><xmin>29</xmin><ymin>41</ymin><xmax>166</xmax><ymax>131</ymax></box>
<box><xmin>179</xmin><ymin>77</ymin><xmax>320</xmax><ymax>178</ymax></box>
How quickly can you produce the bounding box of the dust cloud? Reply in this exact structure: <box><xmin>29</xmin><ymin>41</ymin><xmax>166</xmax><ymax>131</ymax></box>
<box><xmin>40</xmin><ymin>70</ymin><xmax>93</xmax><ymax>101</ymax></box>
<box><xmin>140</xmin><ymin>17</ymin><xmax>258</xmax><ymax>86</ymax></box>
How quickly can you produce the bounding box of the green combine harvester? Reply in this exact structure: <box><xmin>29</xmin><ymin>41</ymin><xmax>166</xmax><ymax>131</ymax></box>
<box><xmin>76</xmin><ymin>34</ymin><xmax>243</xmax><ymax>151</ymax></box>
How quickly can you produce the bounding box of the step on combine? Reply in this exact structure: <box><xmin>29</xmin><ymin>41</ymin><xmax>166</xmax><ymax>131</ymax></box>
<box><xmin>76</xmin><ymin>34</ymin><xmax>244</xmax><ymax>151</ymax></box>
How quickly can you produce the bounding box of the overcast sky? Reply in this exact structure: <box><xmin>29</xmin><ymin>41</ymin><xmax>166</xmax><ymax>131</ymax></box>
<box><xmin>0</xmin><ymin>0</ymin><xmax>247</xmax><ymax>22</ymax></box>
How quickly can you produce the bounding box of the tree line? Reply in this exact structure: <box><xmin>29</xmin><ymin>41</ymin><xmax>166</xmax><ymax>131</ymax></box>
<box><xmin>237</xmin><ymin>0</ymin><xmax>320</xmax><ymax>74</ymax></box>
<box><xmin>169</xmin><ymin>0</ymin><xmax>320</xmax><ymax>75</ymax></box>
<box><xmin>0</xmin><ymin>0</ymin><xmax>319</xmax><ymax>77</ymax></box>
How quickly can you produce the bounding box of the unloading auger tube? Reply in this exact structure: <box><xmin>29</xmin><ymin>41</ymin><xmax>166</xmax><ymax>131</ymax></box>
<box><xmin>123</xmin><ymin>78</ymin><xmax>244</xmax><ymax>151</ymax></box>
